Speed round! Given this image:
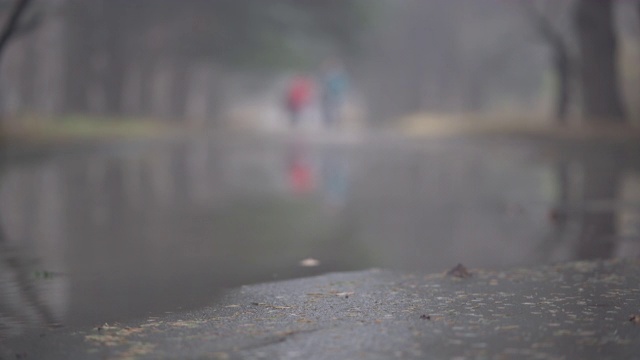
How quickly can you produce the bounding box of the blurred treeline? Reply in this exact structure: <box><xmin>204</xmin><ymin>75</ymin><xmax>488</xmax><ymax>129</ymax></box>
<box><xmin>0</xmin><ymin>0</ymin><xmax>369</xmax><ymax>126</ymax></box>
<box><xmin>363</xmin><ymin>0</ymin><xmax>640</xmax><ymax>124</ymax></box>
<box><xmin>0</xmin><ymin>0</ymin><xmax>639</xmax><ymax>128</ymax></box>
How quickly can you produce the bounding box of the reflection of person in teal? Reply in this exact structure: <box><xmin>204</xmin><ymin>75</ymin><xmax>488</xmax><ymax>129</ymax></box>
<box><xmin>320</xmin><ymin>151</ymin><xmax>349</xmax><ymax>209</ymax></box>
<box><xmin>320</xmin><ymin>59</ymin><xmax>348</xmax><ymax>128</ymax></box>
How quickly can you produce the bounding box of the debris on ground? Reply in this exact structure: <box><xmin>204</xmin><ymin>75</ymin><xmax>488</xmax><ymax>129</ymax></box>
<box><xmin>447</xmin><ymin>263</ymin><xmax>472</xmax><ymax>278</ymax></box>
<box><xmin>5</xmin><ymin>259</ymin><xmax>640</xmax><ymax>360</ymax></box>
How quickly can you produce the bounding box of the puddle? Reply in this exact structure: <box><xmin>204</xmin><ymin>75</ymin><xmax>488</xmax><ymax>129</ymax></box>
<box><xmin>1</xmin><ymin>135</ymin><xmax>639</xmax><ymax>336</ymax></box>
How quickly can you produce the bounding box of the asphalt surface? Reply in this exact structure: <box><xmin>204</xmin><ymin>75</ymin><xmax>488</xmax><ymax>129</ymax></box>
<box><xmin>4</xmin><ymin>258</ymin><xmax>640</xmax><ymax>359</ymax></box>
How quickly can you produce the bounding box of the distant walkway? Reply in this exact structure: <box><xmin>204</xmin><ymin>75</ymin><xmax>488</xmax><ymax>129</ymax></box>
<box><xmin>399</xmin><ymin>114</ymin><xmax>640</xmax><ymax>142</ymax></box>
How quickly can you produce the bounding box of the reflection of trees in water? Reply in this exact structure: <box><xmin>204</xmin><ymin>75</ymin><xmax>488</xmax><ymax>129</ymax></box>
<box><xmin>0</xmin><ymin>218</ymin><xmax>65</xmax><ymax>339</ymax></box>
<box><xmin>1</xmin><ymin>138</ymin><xmax>638</xmax><ymax>338</ymax></box>
<box><xmin>0</xmin><ymin>164</ymin><xmax>68</xmax><ymax>340</ymax></box>
<box><xmin>1</xmin><ymin>140</ymin><xmax>373</xmax><ymax>329</ymax></box>
<box><xmin>576</xmin><ymin>157</ymin><xmax>621</xmax><ymax>259</ymax></box>
<box><xmin>0</xmin><ymin>245</ymin><xmax>61</xmax><ymax>338</ymax></box>
<box><xmin>548</xmin><ymin>146</ymin><xmax>639</xmax><ymax>260</ymax></box>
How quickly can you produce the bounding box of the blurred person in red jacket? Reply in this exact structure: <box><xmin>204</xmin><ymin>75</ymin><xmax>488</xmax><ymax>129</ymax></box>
<box><xmin>285</xmin><ymin>74</ymin><xmax>314</xmax><ymax>127</ymax></box>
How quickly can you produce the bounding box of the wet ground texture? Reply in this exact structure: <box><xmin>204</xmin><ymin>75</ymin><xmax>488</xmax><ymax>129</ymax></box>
<box><xmin>5</xmin><ymin>258</ymin><xmax>640</xmax><ymax>359</ymax></box>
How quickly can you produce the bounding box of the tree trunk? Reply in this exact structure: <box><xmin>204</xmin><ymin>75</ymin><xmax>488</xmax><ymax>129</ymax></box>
<box><xmin>169</xmin><ymin>61</ymin><xmax>188</xmax><ymax>121</ymax></box>
<box><xmin>64</xmin><ymin>0</ymin><xmax>93</xmax><ymax>113</ymax></box>
<box><xmin>520</xmin><ymin>1</ymin><xmax>573</xmax><ymax>123</ymax></box>
<box><xmin>101</xmin><ymin>0</ymin><xmax>129</xmax><ymax>116</ymax></box>
<box><xmin>102</xmin><ymin>35</ymin><xmax>126</xmax><ymax>116</ymax></box>
<box><xmin>553</xmin><ymin>47</ymin><xmax>570</xmax><ymax>122</ymax></box>
<box><xmin>574</xmin><ymin>0</ymin><xmax>626</xmax><ymax>121</ymax></box>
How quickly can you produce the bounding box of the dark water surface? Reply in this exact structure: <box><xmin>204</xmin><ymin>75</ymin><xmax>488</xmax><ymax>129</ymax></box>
<box><xmin>1</xmin><ymin>133</ymin><xmax>639</xmax><ymax>338</ymax></box>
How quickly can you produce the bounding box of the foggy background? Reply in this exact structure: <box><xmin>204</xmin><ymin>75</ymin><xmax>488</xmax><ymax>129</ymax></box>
<box><xmin>0</xmin><ymin>0</ymin><xmax>638</xmax><ymax>127</ymax></box>
<box><xmin>1</xmin><ymin>0</ymin><xmax>639</xmax><ymax>343</ymax></box>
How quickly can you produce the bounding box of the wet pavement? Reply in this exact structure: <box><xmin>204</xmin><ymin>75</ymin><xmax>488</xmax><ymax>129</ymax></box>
<box><xmin>4</xmin><ymin>258</ymin><xmax>640</xmax><ymax>359</ymax></box>
<box><xmin>1</xmin><ymin>130</ymin><xmax>640</xmax><ymax>352</ymax></box>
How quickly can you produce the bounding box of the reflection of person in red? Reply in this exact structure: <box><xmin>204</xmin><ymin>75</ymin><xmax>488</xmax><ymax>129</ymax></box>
<box><xmin>288</xmin><ymin>154</ymin><xmax>314</xmax><ymax>193</ymax></box>
<box><xmin>286</xmin><ymin>140</ymin><xmax>315</xmax><ymax>194</ymax></box>
<box><xmin>289</xmin><ymin>161</ymin><xmax>313</xmax><ymax>193</ymax></box>
<box><xmin>285</xmin><ymin>75</ymin><xmax>314</xmax><ymax>127</ymax></box>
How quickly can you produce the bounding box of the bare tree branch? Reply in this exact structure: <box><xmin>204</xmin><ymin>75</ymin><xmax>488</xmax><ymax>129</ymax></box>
<box><xmin>0</xmin><ymin>0</ymin><xmax>33</xmax><ymax>60</ymax></box>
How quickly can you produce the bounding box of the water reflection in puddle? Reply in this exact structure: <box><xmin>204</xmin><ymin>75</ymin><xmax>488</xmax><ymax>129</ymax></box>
<box><xmin>1</xmin><ymin>135</ymin><xmax>639</xmax><ymax>336</ymax></box>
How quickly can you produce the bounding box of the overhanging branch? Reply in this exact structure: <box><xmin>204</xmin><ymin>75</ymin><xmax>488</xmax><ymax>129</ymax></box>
<box><xmin>0</xmin><ymin>0</ymin><xmax>33</xmax><ymax>59</ymax></box>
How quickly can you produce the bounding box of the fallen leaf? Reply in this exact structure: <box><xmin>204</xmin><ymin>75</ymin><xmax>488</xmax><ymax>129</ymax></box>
<box><xmin>300</xmin><ymin>258</ymin><xmax>320</xmax><ymax>267</ymax></box>
<box><xmin>447</xmin><ymin>263</ymin><xmax>472</xmax><ymax>278</ymax></box>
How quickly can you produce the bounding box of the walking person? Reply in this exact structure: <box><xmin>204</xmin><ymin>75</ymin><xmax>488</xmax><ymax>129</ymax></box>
<box><xmin>285</xmin><ymin>74</ymin><xmax>313</xmax><ymax>128</ymax></box>
<box><xmin>319</xmin><ymin>60</ymin><xmax>348</xmax><ymax>129</ymax></box>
